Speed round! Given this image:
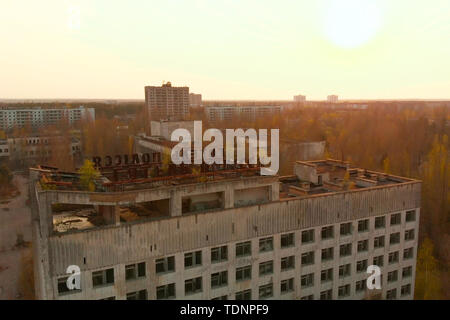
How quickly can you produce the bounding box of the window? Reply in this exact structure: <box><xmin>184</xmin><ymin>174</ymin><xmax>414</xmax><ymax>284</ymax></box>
<box><xmin>259</xmin><ymin>237</ymin><xmax>273</xmax><ymax>252</ymax></box>
<box><xmin>57</xmin><ymin>277</ymin><xmax>81</xmax><ymax>295</ymax></box>
<box><xmin>320</xmin><ymin>289</ymin><xmax>332</xmax><ymax>300</ymax></box>
<box><xmin>236</xmin><ymin>289</ymin><xmax>251</xmax><ymax>300</ymax></box>
<box><xmin>185</xmin><ymin>250</ymin><xmax>202</xmax><ymax>268</ymax></box>
<box><xmin>321</xmin><ymin>247</ymin><xmax>334</xmax><ymax>261</ymax></box>
<box><xmin>281</xmin><ymin>232</ymin><xmax>295</xmax><ymax>247</ymax></box>
<box><xmin>301</xmin><ymin>273</ymin><xmax>314</xmax><ymax>288</ymax></box>
<box><xmin>259</xmin><ymin>283</ymin><xmax>273</xmax><ymax>299</ymax></box>
<box><xmin>405</xmin><ymin>229</ymin><xmax>415</xmax><ymax>241</ymax></box>
<box><xmin>358</xmin><ymin>219</ymin><xmax>369</xmax><ymax>232</ymax></box>
<box><xmin>236</xmin><ymin>241</ymin><xmax>251</xmax><ymax>257</ymax></box>
<box><xmin>340</xmin><ymin>222</ymin><xmax>352</xmax><ymax>236</ymax></box>
<box><xmin>185</xmin><ymin>277</ymin><xmax>202</xmax><ymax>295</ymax></box>
<box><xmin>321</xmin><ymin>226</ymin><xmax>334</xmax><ymax>239</ymax></box>
<box><xmin>338</xmin><ymin>284</ymin><xmax>350</xmax><ymax>298</ymax></box>
<box><xmin>281</xmin><ymin>278</ymin><xmax>294</xmax><ymax>294</ymax></box>
<box><xmin>388</xmin><ymin>270</ymin><xmax>398</xmax><ymax>283</ymax></box>
<box><xmin>375</xmin><ymin>216</ymin><xmax>385</xmax><ymax>229</ymax></box>
<box><xmin>321</xmin><ymin>268</ymin><xmax>333</xmax><ymax>283</ymax></box>
<box><xmin>211</xmin><ymin>246</ymin><xmax>228</xmax><ymax>263</ymax></box>
<box><xmin>401</xmin><ymin>284</ymin><xmax>411</xmax><ymax>296</ymax></box>
<box><xmin>259</xmin><ymin>261</ymin><xmax>274</xmax><ymax>276</ymax></box>
<box><xmin>301</xmin><ymin>294</ymin><xmax>314</xmax><ymax>300</ymax></box>
<box><xmin>386</xmin><ymin>289</ymin><xmax>397</xmax><ymax>300</ymax></box>
<box><xmin>236</xmin><ymin>265</ymin><xmax>252</xmax><ymax>282</ymax></box>
<box><xmin>156</xmin><ymin>283</ymin><xmax>175</xmax><ymax>300</ymax></box>
<box><xmin>357</xmin><ymin>239</ymin><xmax>369</xmax><ymax>252</ymax></box>
<box><xmin>390</xmin><ymin>213</ymin><xmax>401</xmax><ymax>225</ymax></box>
<box><xmin>339</xmin><ymin>264</ymin><xmax>351</xmax><ymax>278</ymax></box>
<box><xmin>126</xmin><ymin>290</ymin><xmax>147</xmax><ymax>300</ymax></box>
<box><xmin>301</xmin><ymin>251</ymin><xmax>315</xmax><ymax>265</ymax></box>
<box><xmin>390</xmin><ymin>232</ymin><xmax>400</xmax><ymax>245</ymax></box>
<box><xmin>92</xmin><ymin>268</ymin><xmax>114</xmax><ymax>287</ymax></box>
<box><xmin>402</xmin><ymin>266</ymin><xmax>412</xmax><ymax>278</ymax></box>
<box><xmin>340</xmin><ymin>243</ymin><xmax>352</xmax><ymax>257</ymax></box>
<box><xmin>125</xmin><ymin>262</ymin><xmax>146</xmax><ymax>280</ymax></box>
<box><xmin>301</xmin><ymin>230</ymin><xmax>314</xmax><ymax>244</ymax></box>
<box><xmin>406</xmin><ymin>210</ymin><xmax>416</xmax><ymax>222</ymax></box>
<box><xmin>356</xmin><ymin>259</ymin><xmax>368</xmax><ymax>273</ymax></box>
<box><xmin>156</xmin><ymin>256</ymin><xmax>175</xmax><ymax>273</ymax></box>
<box><xmin>355</xmin><ymin>280</ymin><xmax>365</xmax><ymax>292</ymax></box>
<box><xmin>404</xmin><ymin>248</ymin><xmax>414</xmax><ymax>260</ymax></box>
<box><xmin>373</xmin><ymin>255</ymin><xmax>384</xmax><ymax>267</ymax></box>
<box><xmin>374</xmin><ymin>236</ymin><xmax>385</xmax><ymax>249</ymax></box>
<box><xmin>281</xmin><ymin>256</ymin><xmax>295</xmax><ymax>271</ymax></box>
<box><xmin>211</xmin><ymin>271</ymin><xmax>228</xmax><ymax>288</ymax></box>
<box><xmin>389</xmin><ymin>251</ymin><xmax>399</xmax><ymax>264</ymax></box>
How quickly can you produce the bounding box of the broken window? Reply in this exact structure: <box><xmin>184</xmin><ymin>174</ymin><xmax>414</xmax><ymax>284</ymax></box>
<box><xmin>340</xmin><ymin>222</ymin><xmax>352</xmax><ymax>236</ymax></box>
<box><xmin>211</xmin><ymin>271</ymin><xmax>228</xmax><ymax>288</ymax></box>
<box><xmin>259</xmin><ymin>283</ymin><xmax>273</xmax><ymax>299</ymax></box>
<box><xmin>321</xmin><ymin>226</ymin><xmax>334</xmax><ymax>239</ymax></box>
<box><xmin>92</xmin><ymin>268</ymin><xmax>114</xmax><ymax>287</ymax></box>
<box><xmin>211</xmin><ymin>246</ymin><xmax>228</xmax><ymax>263</ymax></box>
<box><xmin>126</xmin><ymin>289</ymin><xmax>147</xmax><ymax>300</ymax></box>
<box><xmin>281</xmin><ymin>256</ymin><xmax>295</xmax><ymax>271</ymax></box>
<box><xmin>155</xmin><ymin>256</ymin><xmax>175</xmax><ymax>274</ymax></box>
<box><xmin>301</xmin><ymin>251</ymin><xmax>314</xmax><ymax>265</ymax></box>
<box><xmin>156</xmin><ymin>283</ymin><xmax>175</xmax><ymax>300</ymax></box>
<box><xmin>259</xmin><ymin>237</ymin><xmax>273</xmax><ymax>253</ymax></box>
<box><xmin>236</xmin><ymin>265</ymin><xmax>252</xmax><ymax>282</ymax></box>
<box><xmin>236</xmin><ymin>241</ymin><xmax>251</xmax><ymax>257</ymax></box>
<box><xmin>301</xmin><ymin>230</ymin><xmax>314</xmax><ymax>244</ymax></box>
<box><xmin>125</xmin><ymin>262</ymin><xmax>146</xmax><ymax>281</ymax></box>
<box><xmin>281</xmin><ymin>232</ymin><xmax>295</xmax><ymax>247</ymax></box>
<box><xmin>185</xmin><ymin>250</ymin><xmax>202</xmax><ymax>268</ymax></box>
<box><xmin>259</xmin><ymin>261</ymin><xmax>274</xmax><ymax>276</ymax></box>
<box><xmin>185</xmin><ymin>277</ymin><xmax>202</xmax><ymax>295</ymax></box>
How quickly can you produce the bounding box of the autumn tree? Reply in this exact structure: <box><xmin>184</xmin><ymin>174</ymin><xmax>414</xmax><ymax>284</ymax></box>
<box><xmin>415</xmin><ymin>237</ymin><xmax>442</xmax><ymax>300</ymax></box>
<box><xmin>78</xmin><ymin>160</ymin><xmax>100</xmax><ymax>191</ymax></box>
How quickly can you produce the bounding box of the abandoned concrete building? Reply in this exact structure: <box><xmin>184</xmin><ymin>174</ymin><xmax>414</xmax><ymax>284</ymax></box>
<box><xmin>30</xmin><ymin>159</ymin><xmax>420</xmax><ymax>300</ymax></box>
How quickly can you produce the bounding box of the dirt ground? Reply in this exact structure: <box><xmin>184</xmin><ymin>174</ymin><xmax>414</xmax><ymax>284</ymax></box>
<box><xmin>0</xmin><ymin>174</ymin><xmax>32</xmax><ymax>300</ymax></box>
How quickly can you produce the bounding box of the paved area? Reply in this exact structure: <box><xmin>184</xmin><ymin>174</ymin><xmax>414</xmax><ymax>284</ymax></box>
<box><xmin>0</xmin><ymin>174</ymin><xmax>32</xmax><ymax>300</ymax></box>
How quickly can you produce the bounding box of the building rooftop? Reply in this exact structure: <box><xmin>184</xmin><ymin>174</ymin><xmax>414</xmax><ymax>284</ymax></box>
<box><xmin>30</xmin><ymin>159</ymin><xmax>419</xmax><ymax>235</ymax></box>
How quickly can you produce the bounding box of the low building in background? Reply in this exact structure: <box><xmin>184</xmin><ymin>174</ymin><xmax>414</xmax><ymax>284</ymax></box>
<box><xmin>30</xmin><ymin>159</ymin><xmax>420</xmax><ymax>300</ymax></box>
<box><xmin>0</xmin><ymin>106</ymin><xmax>95</xmax><ymax>131</ymax></box>
<box><xmin>327</xmin><ymin>95</ymin><xmax>339</xmax><ymax>103</ymax></box>
<box><xmin>205</xmin><ymin>105</ymin><xmax>282</xmax><ymax>122</ymax></box>
<box><xmin>0</xmin><ymin>135</ymin><xmax>82</xmax><ymax>168</ymax></box>
<box><xmin>294</xmin><ymin>95</ymin><xmax>306</xmax><ymax>102</ymax></box>
<box><xmin>189</xmin><ymin>93</ymin><xmax>202</xmax><ymax>107</ymax></box>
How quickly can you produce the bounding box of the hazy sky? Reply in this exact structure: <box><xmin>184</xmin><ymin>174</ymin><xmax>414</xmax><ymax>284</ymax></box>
<box><xmin>1</xmin><ymin>0</ymin><xmax>449</xmax><ymax>100</ymax></box>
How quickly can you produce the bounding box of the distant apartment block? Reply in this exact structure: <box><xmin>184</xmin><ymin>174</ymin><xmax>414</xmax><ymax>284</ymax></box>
<box><xmin>31</xmin><ymin>159</ymin><xmax>420</xmax><ymax>300</ymax></box>
<box><xmin>327</xmin><ymin>95</ymin><xmax>339</xmax><ymax>103</ymax></box>
<box><xmin>0</xmin><ymin>135</ymin><xmax>81</xmax><ymax>167</ymax></box>
<box><xmin>0</xmin><ymin>106</ymin><xmax>95</xmax><ymax>131</ymax></box>
<box><xmin>294</xmin><ymin>95</ymin><xmax>306</xmax><ymax>102</ymax></box>
<box><xmin>205</xmin><ymin>105</ymin><xmax>282</xmax><ymax>122</ymax></box>
<box><xmin>189</xmin><ymin>93</ymin><xmax>202</xmax><ymax>107</ymax></box>
<box><xmin>145</xmin><ymin>82</ymin><xmax>189</xmax><ymax>120</ymax></box>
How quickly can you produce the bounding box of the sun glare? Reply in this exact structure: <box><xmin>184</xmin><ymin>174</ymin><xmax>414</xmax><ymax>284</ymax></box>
<box><xmin>322</xmin><ymin>0</ymin><xmax>383</xmax><ymax>49</ymax></box>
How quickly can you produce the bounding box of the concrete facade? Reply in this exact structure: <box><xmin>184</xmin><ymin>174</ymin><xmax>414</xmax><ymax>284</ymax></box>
<box><xmin>30</xmin><ymin>161</ymin><xmax>420</xmax><ymax>300</ymax></box>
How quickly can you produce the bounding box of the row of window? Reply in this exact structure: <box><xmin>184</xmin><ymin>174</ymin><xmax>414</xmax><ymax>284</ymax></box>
<box><xmin>299</xmin><ymin>265</ymin><xmax>414</xmax><ymax>287</ymax></box>
<box><xmin>302</xmin><ymin>282</ymin><xmax>412</xmax><ymax>300</ymax></box>
<box><xmin>102</xmin><ymin>280</ymin><xmax>413</xmax><ymax>300</ymax></box>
